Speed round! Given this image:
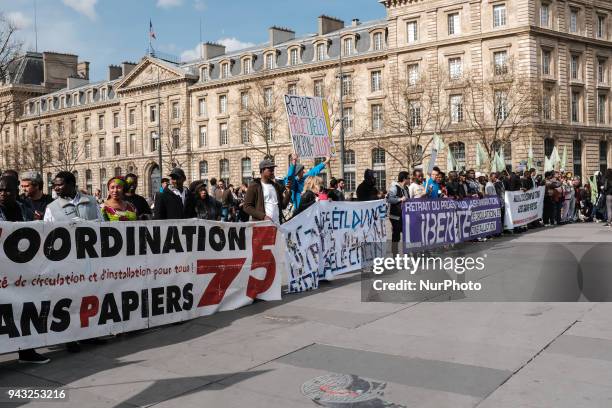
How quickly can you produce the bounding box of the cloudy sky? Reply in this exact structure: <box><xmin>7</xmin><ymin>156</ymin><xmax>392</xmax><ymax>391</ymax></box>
<box><xmin>1</xmin><ymin>0</ymin><xmax>385</xmax><ymax>81</ymax></box>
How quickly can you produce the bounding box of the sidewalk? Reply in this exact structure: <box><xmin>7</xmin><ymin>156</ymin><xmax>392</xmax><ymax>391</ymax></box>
<box><xmin>1</xmin><ymin>223</ymin><xmax>612</xmax><ymax>407</ymax></box>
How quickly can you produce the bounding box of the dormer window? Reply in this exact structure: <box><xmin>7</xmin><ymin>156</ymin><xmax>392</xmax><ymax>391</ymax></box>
<box><xmin>343</xmin><ymin>38</ymin><xmax>354</xmax><ymax>56</ymax></box>
<box><xmin>101</xmin><ymin>88</ymin><xmax>107</xmax><ymax>101</ymax></box>
<box><xmin>221</xmin><ymin>62</ymin><xmax>230</xmax><ymax>79</ymax></box>
<box><xmin>265</xmin><ymin>52</ymin><xmax>275</xmax><ymax>70</ymax></box>
<box><xmin>200</xmin><ymin>66</ymin><xmax>209</xmax><ymax>82</ymax></box>
<box><xmin>316</xmin><ymin>43</ymin><xmax>326</xmax><ymax>61</ymax></box>
<box><xmin>373</xmin><ymin>32</ymin><xmax>384</xmax><ymax>51</ymax></box>
<box><xmin>242</xmin><ymin>58</ymin><xmax>252</xmax><ymax>74</ymax></box>
<box><xmin>289</xmin><ymin>48</ymin><xmax>299</xmax><ymax>66</ymax></box>
<box><xmin>74</xmin><ymin>93</ymin><xmax>79</xmax><ymax>105</ymax></box>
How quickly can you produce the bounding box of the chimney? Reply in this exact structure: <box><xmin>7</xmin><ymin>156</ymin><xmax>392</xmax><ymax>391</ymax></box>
<box><xmin>201</xmin><ymin>42</ymin><xmax>226</xmax><ymax>60</ymax></box>
<box><xmin>269</xmin><ymin>26</ymin><xmax>295</xmax><ymax>46</ymax></box>
<box><xmin>352</xmin><ymin>18</ymin><xmax>361</xmax><ymax>27</ymax></box>
<box><xmin>121</xmin><ymin>61</ymin><xmax>137</xmax><ymax>77</ymax></box>
<box><xmin>318</xmin><ymin>15</ymin><xmax>344</xmax><ymax>35</ymax></box>
<box><xmin>77</xmin><ymin>61</ymin><xmax>90</xmax><ymax>80</ymax></box>
<box><xmin>108</xmin><ymin>65</ymin><xmax>122</xmax><ymax>81</ymax></box>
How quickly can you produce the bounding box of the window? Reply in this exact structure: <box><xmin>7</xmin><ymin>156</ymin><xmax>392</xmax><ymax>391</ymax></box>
<box><xmin>407</xmin><ymin>63</ymin><xmax>419</xmax><ymax>85</ymax></box>
<box><xmin>344</xmin><ymin>150</ymin><xmax>356</xmax><ymax>192</ymax></box>
<box><xmin>597</xmin><ymin>15</ymin><xmax>606</xmax><ymax>39</ymax></box>
<box><xmin>316</xmin><ymin>43</ymin><xmax>326</xmax><ymax>61</ymax></box>
<box><xmin>101</xmin><ymin>88</ymin><xmax>107</xmax><ymax>101</ymax></box>
<box><xmin>98</xmin><ymin>138</ymin><xmax>105</xmax><ymax>157</ymax></box>
<box><xmin>241</xmin><ymin>158</ymin><xmax>252</xmax><ymax>185</ymax></box>
<box><xmin>371</xmin><ymin>104</ymin><xmax>383</xmax><ymax>131</ymax></box>
<box><xmin>409</xmin><ymin>102</ymin><xmax>421</xmax><ymax>127</ymax></box>
<box><xmin>84</xmin><ymin>140</ymin><xmax>91</xmax><ymax>159</ymax></box>
<box><xmin>373</xmin><ymin>32</ymin><xmax>383</xmax><ymax>51</ymax></box>
<box><xmin>598</xmin><ymin>59</ymin><xmax>606</xmax><ymax>83</ymax></box>
<box><xmin>493</xmin><ymin>4</ymin><xmax>506</xmax><ymax>28</ymax></box>
<box><xmin>70</xmin><ymin>119</ymin><xmax>76</xmax><ymax>134</ymax></box>
<box><xmin>343</xmin><ymin>38</ymin><xmax>354</xmax><ymax>56</ymax></box>
<box><xmin>314</xmin><ymin>79</ymin><xmax>324</xmax><ymax>97</ymax></box>
<box><xmin>541</xmin><ymin>3</ymin><xmax>550</xmax><ymax>27</ymax></box>
<box><xmin>150</xmin><ymin>131</ymin><xmax>158</xmax><ymax>152</ymax></box>
<box><xmin>265</xmin><ymin>53</ymin><xmax>275</xmax><ymax>70</ymax></box>
<box><xmin>221</xmin><ymin>63</ymin><xmax>230</xmax><ymax>79</ymax></box>
<box><xmin>114</xmin><ymin>136</ymin><xmax>121</xmax><ymax>155</ymax></box>
<box><xmin>100</xmin><ymin>168</ymin><xmax>107</xmax><ymax>197</ymax></box>
<box><xmin>290</xmin><ymin>48</ymin><xmax>299</xmax><ymax>65</ymax></box>
<box><xmin>172</xmin><ymin>102</ymin><xmax>180</xmax><ymax>119</ymax></box>
<box><xmin>85</xmin><ymin>170</ymin><xmax>93</xmax><ymax>195</ymax></box>
<box><xmin>571</xmin><ymin>91</ymin><xmax>580</xmax><ymax>122</ymax></box>
<box><xmin>241</xmin><ymin>120</ymin><xmax>250</xmax><ymax>143</ymax></box>
<box><xmin>372</xmin><ymin>148</ymin><xmax>386</xmax><ymax>192</ymax></box>
<box><xmin>544</xmin><ymin>138</ymin><xmax>555</xmax><ymax>157</ymax></box>
<box><xmin>219</xmin><ymin>159</ymin><xmax>230</xmax><ymax>185</ymax></box>
<box><xmin>264</xmin><ymin>117</ymin><xmax>273</xmax><ymax>141</ymax></box>
<box><xmin>58</xmin><ymin>143</ymin><xmax>65</xmax><ymax>161</ymax></box>
<box><xmin>542</xmin><ymin>50</ymin><xmax>551</xmax><ymax>75</ymax></box>
<box><xmin>219</xmin><ymin>123</ymin><xmax>228</xmax><ymax>145</ymax></box>
<box><xmin>171</xmin><ymin>128</ymin><xmax>180</xmax><ymax>149</ymax></box>
<box><xmin>571</xmin><ymin>55</ymin><xmax>579</xmax><ymax>80</ymax></box>
<box><xmin>199</xmin><ymin>125</ymin><xmax>207</xmax><ymax>147</ymax></box>
<box><xmin>129</xmin><ymin>133</ymin><xmax>136</xmax><ymax>154</ymax></box>
<box><xmin>314</xmin><ymin>157</ymin><xmax>328</xmax><ymax>185</ymax></box>
<box><xmin>128</xmin><ymin>109</ymin><xmax>135</xmax><ymax>125</ymax></box>
<box><xmin>450</xmin><ymin>95</ymin><xmax>463</xmax><ymax>123</ymax></box>
<box><xmin>219</xmin><ymin>95</ymin><xmax>227</xmax><ymax>114</ymax></box>
<box><xmin>264</xmin><ymin>88</ymin><xmax>273</xmax><ymax>107</ymax></box>
<box><xmin>495</xmin><ymin>90</ymin><xmax>509</xmax><ymax>120</ymax></box>
<box><xmin>448</xmin><ymin>13</ymin><xmax>460</xmax><ymax>35</ymax></box>
<box><xmin>543</xmin><ymin>90</ymin><xmax>552</xmax><ymax>120</ymax></box>
<box><xmin>288</xmin><ymin>83</ymin><xmax>298</xmax><ymax>95</ymax></box>
<box><xmin>242</xmin><ymin>58</ymin><xmax>251</xmax><ymax>74</ymax></box>
<box><xmin>200</xmin><ymin>66</ymin><xmax>209</xmax><ymax>82</ymax></box>
<box><xmin>343</xmin><ymin>107</ymin><xmax>354</xmax><ymax>132</ymax></box>
<box><xmin>198</xmin><ymin>98</ymin><xmax>207</xmax><ymax>116</ymax></box>
<box><xmin>58</xmin><ymin>122</ymin><xmax>64</xmax><ymax>136</ymax></box>
<box><xmin>98</xmin><ymin>114</ymin><xmax>104</xmax><ymax>130</ymax></box>
<box><xmin>71</xmin><ymin>141</ymin><xmax>77</xmax><ymax>159</ymax></box>
<box><xmin>449</xmin><ymin>142</ymin><xmax>466</xmax><ymax>170</ymax></box>
<box><xmin>240</xmin><ymin>92</ymin><xmax>248</xmax><ymax>110</ymax></box>
<box><xmin>341</xmin><ymin>75</ymin><xmax>352</xmax><ymax>97</ymax></box>
<box><xmin>371</xmin><ymin>70</ymin><xmax>382</xmax><ymax>92</ymax></box>
<box><xmin>598</xmin><ymin>93</ymin><xmax>607</xmax><ymax>123</ymax></box>
<box><xmin>570</xmin><ymin>9</ymin><xmax>578</xmax><ymax>33</ymax></box>
<box><xmin>114</xmin><ymin>167</ymin><xmax>122</xmax><ymax>177</ymax></box>
<box><xmin>600</xmin><ymin>141</ymin><xmax>609</xmax><ymax>173</ymax></box>
<box><xmin>449</xmin><ymin>57</ymin><xmax>462</xmax><ymax>79</ymax></box>
<box><xmin>150</xmin><ymin>105</ymin><xmax>157</xmax><ymax>122</ymax></box>
<box><xmin>407</xmin><ymin>21</ymin><xmax>418</xmax><ymax>43</ymax></box>
<box><xmin>113</xmin><ymin>112</ymin><xmax>119</xmax><ymax>128</ymax></box>
<box><xmin>573</xmin><ymin>140</ymin><xmax>582</xmax><ymax>177</ymax></box>
<box><xmin>45</xmin><ymin>124</ymin><xmax>50</xmax><ymax>138</ymax></box>
<box><xmin>84</xmin><ymin>117</ymin><xmax>90</xmax><ymax>132</ymax></box>
<box><xmin>494</xmin><ymin>51</ymin><xmax>508</xmax><ymax>75</ymax></box>
<box><xmin>199</xmin><ymin>160</ymin><xmax>208</xmax><ymax>183</ymax></box>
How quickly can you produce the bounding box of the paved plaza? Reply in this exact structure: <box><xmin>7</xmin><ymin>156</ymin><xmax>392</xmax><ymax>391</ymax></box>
<box><xmin>1</xmin><ymin>222</ymin><xmax>612</xmax><ymax>408</ymax></box>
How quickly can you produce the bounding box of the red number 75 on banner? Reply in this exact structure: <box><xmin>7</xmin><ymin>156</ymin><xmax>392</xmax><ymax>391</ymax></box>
<box><xmin>197</xmin><ymin>226</ymin><xmax>277</xmax><ymax>307</ymax></box>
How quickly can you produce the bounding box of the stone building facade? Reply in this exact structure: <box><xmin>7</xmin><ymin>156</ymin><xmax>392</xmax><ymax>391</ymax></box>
<box><xmin>2</xmin><ymin>0</ymin><xmax>612</xmax><ymax>199</ymax></box>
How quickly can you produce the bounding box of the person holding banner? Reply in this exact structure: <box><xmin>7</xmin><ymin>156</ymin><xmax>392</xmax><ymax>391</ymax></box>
<box><xmin>286</xmin><ymin>153</ymin><xmax>330</xmax><ymax>209</ymax></box>
<box><xmin>408</xmin><ymin>169</ymin><xmax>426</xmax><ymax>198</ymax></box>
<box><xmin>153</xmin><ymin>168</ymin><xmax>188</xmax><ymax>220</ymax></box>
<box><xmin>124</xmin><ymin>173</ymin><xmax>152</xmax><ymax>220</ymax></box>
<box><xmin>101</xmin><ymin>177</ymin><xmax>138</xmax><ymax>222</ymax></box>
<box><xmin>425</xmin><ymin>168</ymin><xmax>442</xmax><ymax>198</ymax></box>
<box><xmin>244</xmin><ymin>158</ymin><xmax>292</xmax><ymax>223</ymax></box>
<box><xmin>356</xmin><ymin>169</ymin><xmax>380</xmax><ymax>201</ymax></box>
<box><xmin>387</xmin><ymin>171</ymin><xmax>410</xmax><ymax>256</ymax></box>
<box><xmin>44</xmin><ymin>172</ymin><xmax>103</xmax><ymax>222</ymax></box>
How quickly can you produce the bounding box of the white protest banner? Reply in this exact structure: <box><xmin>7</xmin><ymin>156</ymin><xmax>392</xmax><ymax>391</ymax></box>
<box><xmin>284</xmin><ymin>94</ymin><xmax>336</xmax><ymax>159</ymax></box>
<box><xmin>0</xmin><ymin>220</ymin><xmax>283</xmax><ymax>353</ymax></box>
<box><xmin>504</xmin><ymin>186</ymin><xmax>545</xmax><ymax>229</ymax></box>
<box><xmin>281</xmin><ymin>200</ymin><xmax>388</xmax><ymax>293</ymax></box>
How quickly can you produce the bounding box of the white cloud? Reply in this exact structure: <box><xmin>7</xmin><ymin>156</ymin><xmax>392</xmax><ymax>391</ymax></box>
<box><xmin>62</xmin><ymin>0</ymin><xmax>97</xmax><ymax>20</ymax></box>
<box><xmin>217</xmin><ymin>37</ymin><xmax>255</xmax><ymax>52</ymax></box>
<box><xmin>193</xmin><ymin>0</ymin><xmax>206</xmax><ymax>11</ymax></box>
<box><xmin>6</xmin><ymin>11</ymin><xmax>32</xmax><ymax>29</ymax></box>
<box><xmin>180</xmin><ymin>44</ymin><xmax>201</xmax><ymax>62</ymax></box>
<box><xmin>157</xmin><ymin>0</ymin><xmax>183</xmax><ymax>8</ymax></box>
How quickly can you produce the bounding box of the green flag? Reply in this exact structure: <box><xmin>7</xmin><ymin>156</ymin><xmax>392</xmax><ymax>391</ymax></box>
<box><xmin>544</xmin><ymin>156</ymin><xmax>553</xmax><ymax>172</ymax></box>
<box><xmin>527</xmin><ymin>140</ymin><xmax>533</xmax><ymax>171</ymax></box>
<box><xmin>560</xmin><ymin>145</ymin><xmax>567</xmax><ymax>171</ymax></box>
<box><xmin>589</xmin><ymin>175</ymin><xmax>598</xmax><ymax>203</ymax></box>
<box><xmin>550</xmin><ymin>146</ymin><xmax>560</xmax><ymax>169</ymax></box>
<box><xmin>475</xmin><ymin>142</ymin><xmax>487</xmax><ymax>171</ymax></box>
<box><xmin>447</xmin><ymin>148</ymin><xmax>458</xmax><ymax>171</ymax></box>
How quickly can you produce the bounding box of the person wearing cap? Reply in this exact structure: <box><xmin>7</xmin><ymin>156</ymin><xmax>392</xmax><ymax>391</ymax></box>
<box><xmin>244</xmin><ymin>158</ymin><xmax>291</xmax><ymax>223</ymax></box>
<box><xmin>44</xmin><ymin>171</ymin><xmax>103</xmax><ymax>222</ymax></box>
<box><xmin>153</xmin><ymin>168</ymin><xmax>189</xmax><ymax>220</ymax></box>
<box><xmin>285</xmin><ymin>153</ymin><xmax>330</xmax><ymax>209</ymax></box>
<box><xmin>356</xmin><ymin>169</ymin><xmax>380</xmax><ymax>201</ymax></box>
<box><xmin>20</xmin><ymin>171</ymin><xmax>54</xmax><ymax>220</ymax></box>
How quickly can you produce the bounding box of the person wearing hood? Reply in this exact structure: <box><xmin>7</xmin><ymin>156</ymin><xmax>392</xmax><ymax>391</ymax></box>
<box><xmin>285</xmin><ymin>153</ymin><xmax>330</xmax><ymax>209</ymax></box>
<box><xmin>356</xmin><ymin>169</ymin><xmax>380</xmax><ymax>201</ymax></box>
<box><xmin>387</xmin><ymin>171</ymin><xmax>410</xmax><ymax>255</ymax></box>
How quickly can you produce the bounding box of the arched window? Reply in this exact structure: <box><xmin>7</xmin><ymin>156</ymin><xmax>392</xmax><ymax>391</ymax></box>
<box><xmin>448</xmin><ymin>142</ymin><xmax>466</xmax><ymax>170</ymax></box>
<box><xmin>372</xmin><ymin>148</ymin><xmax>386</xmax><ymax>192</ymax></box>
<box><xmin>241</xmin><ymin>157</ymin><xmax>253</xmax><ymax>185</ymax></box>
<box><xmin>85</xmin><ymin>169</ymin><xmax>93</xmax><ymax>195</ymax></box>
<box><xmin>199</xmin><ymin>160</ymin><xmax>208</xmax><ymax>184</ymax></box>
<box><xmin>573</xmin><ymin>140</ymin><xmax>582</xmax><ymax>177</ymax></box>
<box><xmin>544</xmin><ymin>138</ymin><xmax>555</xmax><ymax>157</ymax></box>
<box><xmin>219</xmin><ymin>159</ymin><xmax>230</xmax><ymax>185</ymax></box>
<box><xmin>344</xmin><ymin>150</ymin><xmax>356</xmax><ymax>192</ymax></box>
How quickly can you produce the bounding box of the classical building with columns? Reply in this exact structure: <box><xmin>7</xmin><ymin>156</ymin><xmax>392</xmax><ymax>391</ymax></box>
<box><xmin>2</xmin><ymin>0</ymin><xmax>612</xmax><ymax>199</ymax></box>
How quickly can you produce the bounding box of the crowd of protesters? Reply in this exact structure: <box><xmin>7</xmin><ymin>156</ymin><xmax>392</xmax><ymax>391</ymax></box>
<box><xmin>1</xmin><ymin>158</ymin><xmax>612</xmax><ymax>363</ymax></box>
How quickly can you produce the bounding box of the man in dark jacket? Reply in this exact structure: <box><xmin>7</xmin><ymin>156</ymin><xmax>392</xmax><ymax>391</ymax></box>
<box><xmin>20</xmin><ymin>171</ymin><xmax>53</xmax><ymax>220</ymax></box>
<box><xmin>243</xmin><ymin>159</ymin><xmax>291</xmax><ymax>223</ymax></box>
<box><xmin>124</xmin><ymin>173</ymin><xmax>152</xmax><ymax>219</ymax></box>
<box><xmin>154</xmin><ymin>168</ymin><xmax>188</xmax><ymax>220</ymax></box>
<box><xmin>356</xmin><ymin>169</ymin><xmax>379</xmax><ymax>201</ymax></box>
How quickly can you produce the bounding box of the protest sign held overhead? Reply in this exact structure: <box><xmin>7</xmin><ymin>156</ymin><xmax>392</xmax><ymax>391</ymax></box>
<box><xmin>284</xmin><ymin>95</ymin><xmax>336</xmax><ymax>159</ymax></box>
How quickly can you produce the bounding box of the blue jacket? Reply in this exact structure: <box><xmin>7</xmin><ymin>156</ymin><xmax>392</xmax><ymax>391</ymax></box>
<box><xmin>285</xmin><ymin>162</ymin><xmax>326</xmax><ymax>208</ymax></box>
<box><xmin>425</xmin><ymin>178</ymin><xmax>441</xmax><ymax>198</ymax></box>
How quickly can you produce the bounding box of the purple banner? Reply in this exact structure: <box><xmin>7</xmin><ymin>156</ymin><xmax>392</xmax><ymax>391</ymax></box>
<box><xmin>403</xmin><ymin>196</ymin><xmax>502</xmax><ymax>251</ymax></box>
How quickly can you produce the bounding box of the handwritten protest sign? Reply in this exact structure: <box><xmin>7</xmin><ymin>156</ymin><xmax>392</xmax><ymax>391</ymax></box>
<box><xmin>284</xmin><ymin>95</ymin><xmax>336</xmax><ymax>159</ymax></box>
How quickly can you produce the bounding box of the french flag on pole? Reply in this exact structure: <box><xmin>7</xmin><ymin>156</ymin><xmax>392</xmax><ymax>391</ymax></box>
<box><xmin>149</xmin><ymin>20</ymin><xmax>156</xmax><ymax>40</ymax></box>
